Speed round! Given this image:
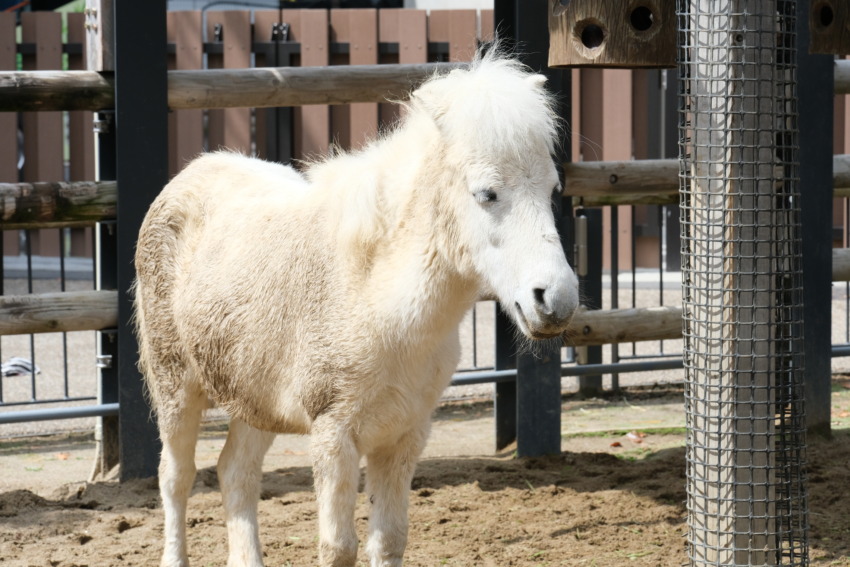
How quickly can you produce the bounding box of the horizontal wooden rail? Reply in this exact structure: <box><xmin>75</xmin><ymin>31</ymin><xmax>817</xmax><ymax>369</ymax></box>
<box><xmin>0</xmin><ymin>290</ymin><xmax>117</xmax><ymax>336</ymax></box>
<box><xmin>2</xmin><ymin>248</ymin><xmax>850</xmax><ymax>339</ymax></box>
<box><xmin>0</xmin><ymin>180</ymin><xmax>116</xmax><ymax>230</ymax></box>
<box><xmin>0</xmin><ymin>153</ymin><xmax>847</xmax><ymax>229</ymax></box>
<box><xmin>0</xmin><ymin>62</ymin><xmax>465</xmax><ymax>112</ymax></box>
<box><xmin>566</xmin><ymin>305</ymin><xmax>682</xmax><ymax>346</ymax></box>
<box><xmin>0</xmin><ymin>70</ymin><xmax>114</xmax><ymax>112</ymax></box>
<box><xmin>837</xmin><ymin>60</ymin><xmax>850</xmax><ymax>95</ymax></box>
<box><xmin>167</xmin><ymin>63</ymin><xmax>465</xmax><ymax>110</ymax></box>
<box><xmin>566</xmin><ymin>249</ymin><xmax>850</xmax><ymax>345</ymax></box>
<box><xmin>564</xmin><ymin>159</ymin><xmax>679</xmax><ymax>206</ymax></box>
<box><xmin>567</xmin><ymin>154</ymin><xmax>850</xmax><ymax>207</ymax></box>
<box><xmin>2</xmin><ymin>60</ymin><xmax>846</xmax><ymax>112</ymax></box>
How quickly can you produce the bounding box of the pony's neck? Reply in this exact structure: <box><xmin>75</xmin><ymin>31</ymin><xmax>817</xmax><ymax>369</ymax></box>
<box><xmin>350</xmin><ymin>116</ymin><xmax>479</xmax><ymax>339</ymax></box>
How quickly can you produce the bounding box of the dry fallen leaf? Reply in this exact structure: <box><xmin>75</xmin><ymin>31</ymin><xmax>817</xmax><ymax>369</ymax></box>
<box><xmin>626</xmin><ymin>431</ymin><xmax>646</xmax><ymax>443</ymax></box>
<box><xmin>838</xmin><ymin>411</ymin><xmax>850</xmax><ymax>418</ymax></box>
<box><xmin>610</xmin><ymin>441</ymin><xmax>622</xmax><ymax>448</ymax></box>
<box><xmin>56</xmin><ymin>452</ymin><xmax>70</xmax><ymax>461</ymax></box>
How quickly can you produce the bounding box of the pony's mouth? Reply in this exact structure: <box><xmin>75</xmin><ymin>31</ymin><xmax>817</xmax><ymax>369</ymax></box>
<box><xmin>513</xmin><ymin>303</ymin><xmax>565</xmax><ymax>340</ymax></box>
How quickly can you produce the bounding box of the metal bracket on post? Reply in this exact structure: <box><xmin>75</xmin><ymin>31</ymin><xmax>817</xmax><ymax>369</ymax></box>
<box><xmin>93</xmin><ymin>110</ymin><xmax>113</xmax><ymax>134</ymax></box>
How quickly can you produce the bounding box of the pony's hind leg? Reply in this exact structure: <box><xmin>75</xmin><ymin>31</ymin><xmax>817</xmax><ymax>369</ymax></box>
<box><xmin>158</xmin><ymin>383</ymin><xmax>206</xmax><ymax>567</ymax></box>
<box><xmin>364</xmin><ymin>423</ymin><xmax>429</xmax><ymax>567</ymax></box>
<box><xmin>217</xmin><ymin>418</ymin><xmax>275</xmax><ymax>567</ymax></box>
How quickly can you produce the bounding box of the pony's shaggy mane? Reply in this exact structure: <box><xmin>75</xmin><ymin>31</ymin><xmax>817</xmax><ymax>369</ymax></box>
<box><xmin>306</xmin><ymin>49</ymin><xmax>561</xmax><ymax>264</ymax></box>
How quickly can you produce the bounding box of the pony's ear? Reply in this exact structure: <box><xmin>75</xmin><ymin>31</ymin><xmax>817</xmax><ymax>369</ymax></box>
<box><xmin>411</xmin><ymin>83</ymin><xmax>449</xmax><ymax>123</ymax></box>
<box><xmin>527</xmin><ymin>74</ymin><xmax>547</xmax><ymax>89</ymax></box>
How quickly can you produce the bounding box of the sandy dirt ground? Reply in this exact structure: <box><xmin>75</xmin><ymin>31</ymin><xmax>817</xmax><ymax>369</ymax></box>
<box><xmin>2</xmin><ymin>381</ymin><xmax>850</xmax><ymax>567</ymax></box>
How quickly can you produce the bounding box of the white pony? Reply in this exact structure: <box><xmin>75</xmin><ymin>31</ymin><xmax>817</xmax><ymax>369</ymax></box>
<box><xmin>134</xmin><ymin>49</ymin><xmax>578</xmax><ymax>567</ymax></box>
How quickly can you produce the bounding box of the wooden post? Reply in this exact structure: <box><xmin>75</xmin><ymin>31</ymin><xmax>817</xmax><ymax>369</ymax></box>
<box><xmin>683</xmin><ymin>1</ymin><xmax>797</xmax><ymax>564</ymax></box>
<box><xmin>548</xmin><ymin>0</ymin><xmax>676</xmax><ymax>68</ymax></box>
<box><xmin>86</xmin><ymin>0</ymin><xmax>119</xmax><ymax>482</ymax></box>
<box><xmin>85</xmin><ymin>0</ymin><xmax>113</xmax><ymax>72</ymax></box>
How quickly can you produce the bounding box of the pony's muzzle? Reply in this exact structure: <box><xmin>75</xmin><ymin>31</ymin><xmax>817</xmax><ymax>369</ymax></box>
<box><xmin>520</xmin><ymin>273</ymin><xmax>579</xmax><ymax>339</ymax></box>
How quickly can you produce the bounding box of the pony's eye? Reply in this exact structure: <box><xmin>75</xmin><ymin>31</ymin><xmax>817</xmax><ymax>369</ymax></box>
<box><xmin>475</xmin><ymin>188</ymin><xmax>498</xmax><ymax>204</ymax></box>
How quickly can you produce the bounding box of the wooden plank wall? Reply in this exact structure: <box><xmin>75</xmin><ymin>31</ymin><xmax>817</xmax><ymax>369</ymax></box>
<box><xmin>0</xmin><ymin>12</ymin><xmax>17</xmax><ymax>257</ymax></box>
<box><xmin>835</xmin><ymin>56</ymin><xmax>850</xmax><ymax>245</ymax></box>
<box><xmin>165</xmin><ymin>8</ymin><xmax>486</xmax><ymax>165</ymax></box>
<box><xmin>20</xmin><ymin>12</ymin><xmax>63</xmax><ymax>258</ymax></box>
<box><xmin>1</xmin><ymin>11</ymin><xmax>95</xmax><ymax>258</ymax></box>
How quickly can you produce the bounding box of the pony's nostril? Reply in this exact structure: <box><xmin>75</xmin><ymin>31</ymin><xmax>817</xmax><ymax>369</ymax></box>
<box><xmin>533</xmin><ymin>288</ymin><xmax>550</xmax><ymax>313</ymax></box>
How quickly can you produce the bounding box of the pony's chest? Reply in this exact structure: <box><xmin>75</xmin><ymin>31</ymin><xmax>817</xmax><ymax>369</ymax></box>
<box><xmin>345</xmin><ymin>335</ymin><xmax>461</xmax><ymax>450</ymax></box>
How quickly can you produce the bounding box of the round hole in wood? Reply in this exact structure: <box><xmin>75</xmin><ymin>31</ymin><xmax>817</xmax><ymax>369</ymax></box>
<box><xmin>576</xmin><ymin>20</ymin><xmax>605</xmax><ymax>50</ymax></box>
<box><xmin>815</xmin><ymin>2</ymin><xmax>834</xmax><ymax>28</ymax></box>
<box><xmin>630</xmin><ymin>6</ymin><xmax>654</xmax><ymax>32</ymax></box>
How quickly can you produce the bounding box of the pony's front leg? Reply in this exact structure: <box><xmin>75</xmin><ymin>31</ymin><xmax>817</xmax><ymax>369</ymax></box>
<box><xmin>311</xmin><ymin>415</ymin><xmax>361</xmax><ymax>567</ymax></box>
<box><xmin>217</xmin><ymin>418</ymin><xmax>275</xmax><ymax>567</ymax></box>
<box><xmin>364</xmin><ymin>423</ymin><xmax>429</xmax><ymax>567</ymax></box>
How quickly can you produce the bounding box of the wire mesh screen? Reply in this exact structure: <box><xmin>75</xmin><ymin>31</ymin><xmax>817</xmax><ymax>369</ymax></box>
<box><xmin>677</xmin><ymin>0</ymin><xmax>808</xmax><ymax>565</ymax></box>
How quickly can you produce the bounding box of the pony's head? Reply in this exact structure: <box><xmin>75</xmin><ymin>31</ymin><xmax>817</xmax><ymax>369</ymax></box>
<box><xmin>411</xmin><ymin>50</ymin><xmax>579</xmax><ymax>339</ymax></box>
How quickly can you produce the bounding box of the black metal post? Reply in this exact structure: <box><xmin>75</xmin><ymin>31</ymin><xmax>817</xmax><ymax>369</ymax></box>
<box><xmin>264</xmin><ymin>24</ymin><xmax>295</xmax><ymax>165</ymax></box>
<box><xmin>576</xmin><ymin>208</ymin><xmax>603</xmax><ymax>396</ymax></box>
<box><xmin>796</xmin><ymin>1</ymin><xmax>833</xmax><ymax>437</ymax></box>
<box><xmin>97</xmin><ymin>220</ymin><xmax>120</xmax><ymax>475</ymax></box>
<box><xmin>113</xmin><ymin>0</ymin><xmax>168</xmax><ymax>479</ymax></box>
<box><xmin>495</xmin><ymin>0</ymin><xmax>571</xmax><ymax>457</ymax></box>
<box><xmin>494</xmin><ymin>307</ymin><xmax>517</xmax><ymax>451</ymax></box>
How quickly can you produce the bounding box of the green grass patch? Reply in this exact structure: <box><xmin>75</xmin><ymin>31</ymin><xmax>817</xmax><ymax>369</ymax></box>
<box><xmin>562</xmin><ymin>426</ymin><xmax>688</xmax><ymax>439</ymax></box>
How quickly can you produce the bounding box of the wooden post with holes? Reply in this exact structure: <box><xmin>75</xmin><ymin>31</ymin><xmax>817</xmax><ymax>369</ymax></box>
<box><xmin>809</xmin><ymin>0</ymin><xmax>850</xmax><ymax>55</ymax></box>
<box><xmin>548</xmin><ymin>0</ymin><xmax>676</xmax><ymax>68</ymax></box>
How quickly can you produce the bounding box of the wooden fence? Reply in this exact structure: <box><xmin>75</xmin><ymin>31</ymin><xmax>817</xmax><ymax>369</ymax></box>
<box><xmin>2</xmin><ymin>9</ymin><xmax>850</xmax><ymax>269</ymax></box>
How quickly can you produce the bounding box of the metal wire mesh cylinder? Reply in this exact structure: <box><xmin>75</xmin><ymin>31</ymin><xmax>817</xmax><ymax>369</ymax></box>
<box><xmin>677</xmin><ymin>1</ymin><xmax>808</xmax><ymax>565</ymax></box>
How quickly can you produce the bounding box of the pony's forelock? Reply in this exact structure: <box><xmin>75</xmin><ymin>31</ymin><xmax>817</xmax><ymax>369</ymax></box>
<box><xmin>410</xmin><ymin>45</ymin><xmax>561</xmax><ymax>162</ymax></box>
